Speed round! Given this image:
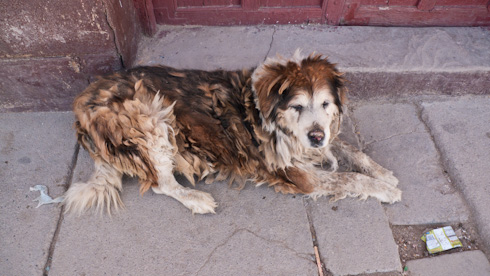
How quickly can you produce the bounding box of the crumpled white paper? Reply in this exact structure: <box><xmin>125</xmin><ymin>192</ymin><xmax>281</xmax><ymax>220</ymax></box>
<box><xmin>30</xmin><ymin>185</ymin><xmax>64</xmax><ymax>208</ymax></box>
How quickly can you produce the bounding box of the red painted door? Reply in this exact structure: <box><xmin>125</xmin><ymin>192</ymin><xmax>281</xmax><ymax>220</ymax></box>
<box><xmin>152</xmin><ymin>0</ymin><xmax>328</xmax><ymax>25</ymax></box>
<box><xmin>135</xmin><ymin>0</ymin><xmax>490</xmax><ymax>34</ymax></box>
<box><xmin>335</xmin><ymin>0</ymin><xmax>490</xmax><ymax>26</ymax></box>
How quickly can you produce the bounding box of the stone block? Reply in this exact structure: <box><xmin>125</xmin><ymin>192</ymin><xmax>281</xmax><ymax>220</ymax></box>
<box><xmin>0</xmin><ymin>54</ymin><xmax>120</xmax><ymax>112</ymax></box>
<box><xmin>134</xmin><ymin>26</ymin><xmax>274</xmax><ymax>70</ymax></box>
<box><xmin>421</xmin><ymin>97</ymin><xmax>490</xmax><ymax>255</ymax></box>
<box><xmin>308</xmin><ymin>198</ymin><xmax>402</xmax><ymax>275</ymax></box>
<box><xmin>352</xmin><ymin>102</ymin><xmax>469</xmax><ymax>225</ymax></box>
<box><xmin>0</xmin><ymin>0</ymin><xmax>114</xmax><ymax>58</ymax></box>
<box><xmin>0</xmin><ymin>112</ymin><xmax>75</xmax><ymax>275</ymax></box>
<box><xmin>406</xmin><ymin>250</ymin><xmax>490</xmax><ymax>276</ymax></box>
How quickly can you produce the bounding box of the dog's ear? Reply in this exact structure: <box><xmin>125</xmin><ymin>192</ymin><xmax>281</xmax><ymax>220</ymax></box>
<box><xmin>332</xmin><ymin>70</ymin><xmax>348</xmax><ymax>112</ymax></box>
<box><xmin>252</xmin><ymin>61</ymin><xmax>291</xmax><ymax>120</ymax></box>
<box><xmin>309</xmin><ymin>54</ymin><xmax>348</xmax><ymax>113</ymax></box>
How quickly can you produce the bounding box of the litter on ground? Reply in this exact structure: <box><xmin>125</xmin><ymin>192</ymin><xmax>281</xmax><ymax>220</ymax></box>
<box><xmin>30</xmin><ymin>185</ymin><xmax>64</xmax><ymax>208</ymax></box>
<box><xmin>421</xmin><ymin>226</ymin><xmax>462</xmax><ymax>254</ymax></box>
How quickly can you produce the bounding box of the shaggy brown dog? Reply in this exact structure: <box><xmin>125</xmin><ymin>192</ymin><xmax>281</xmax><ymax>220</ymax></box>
<box><xmin>64</xmin><ymin>51</ymin><xmax>401</xmax><ymax>215</ymax></box>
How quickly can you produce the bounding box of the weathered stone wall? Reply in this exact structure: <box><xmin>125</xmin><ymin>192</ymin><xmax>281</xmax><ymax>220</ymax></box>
<box><xmin>0</xmin><ymin>0</ymin><xmax>141</xmax><ymax>112</ymax></box>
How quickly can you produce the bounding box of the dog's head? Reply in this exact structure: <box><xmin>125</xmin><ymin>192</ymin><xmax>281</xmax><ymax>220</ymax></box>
<box><xmin>252</xmin><ymin>51</ymin><xmax>347</xmax><ymax>149</ymax></box>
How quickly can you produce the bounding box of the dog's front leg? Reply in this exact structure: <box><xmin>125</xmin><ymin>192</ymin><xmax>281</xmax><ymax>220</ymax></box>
<box><xmin>149</xmin><ymin>145</ymin><xmax>217</xmax><ymax>214</ymax></box>
<box><xmin>151</xmin><ymin>173</ymin><xmax>218</xmax><ymax>214</ymax></box>
<box><xmin>330</xmin><ymin>137</ymin><xmax>399</xmax><ymax>187</ymax></box>
<box><xmin>323</xmin><ymin>147</ymin><xmax>339</xmax><ymax>172</ymax></box>
<box><xmin>312</xmin><ymin>170</ymin><xmax>402</xmax><ymax>204</ymax></box>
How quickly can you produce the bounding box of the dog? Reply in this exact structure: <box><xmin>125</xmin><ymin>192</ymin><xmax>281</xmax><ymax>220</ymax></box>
<box><xmin>64</xmin><ymin>51</ymin><xmax>401</xmax><ymax>215</ymax></box>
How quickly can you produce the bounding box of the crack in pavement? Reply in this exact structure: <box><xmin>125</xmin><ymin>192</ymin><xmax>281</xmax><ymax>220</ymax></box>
<box><xmin>263</xmin><ymin>27</ymin><xmax>276</xmax><ymax>62</ymax></box>
<box><xmin>194</xmin><ymin>227</ymin><xmax>313</xmax><ymax>276</ymax></box>
<box><xmin>345</xmin><ymin>108</ymin><xmax>363</xmax><ymax>149</ymax></box>
<box><xmin>42</xmin><ymin>143</ymin><xmax>79</xmax><ymax>276</ymax></box>
<box><xmin>349</xmin><ymin>103</ymin><xmax>426</xmax><ymax>151</ymax></box>
<box><xmin>363</xmin><ymin>128</ymin><xmax>427</xmax><ymax>149</ymax></box>
<box><xmin>303</xmin><ymin>197</ymin><xmax>330</xmax><ymax>276</ymax></box>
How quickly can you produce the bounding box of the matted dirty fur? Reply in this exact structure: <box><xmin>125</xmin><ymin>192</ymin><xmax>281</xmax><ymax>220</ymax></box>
<box><xmin>64</xmin><ymin>51</ymin><xmax>401</xmax><ymax>215</ymax></box>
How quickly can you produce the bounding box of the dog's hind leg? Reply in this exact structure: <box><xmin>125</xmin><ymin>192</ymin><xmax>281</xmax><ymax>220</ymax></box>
<box><xmin>330</xmin><ymin>137</ymin><xmax>399</xmax><ymax>187</ymax></box>
<box><xmin>312</xmin><ymin>171</ymin><xmax>402</xmax><ymax>204</ymax></box>
<box><xmin>64</xmin><ymin>158</ymin><xmax>123</xmax><ymax>215</ymax></box>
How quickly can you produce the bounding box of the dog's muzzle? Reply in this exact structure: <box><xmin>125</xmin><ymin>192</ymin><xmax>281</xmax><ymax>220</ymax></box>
<box><xmin>308</xmin><ymin>129</ymin><xmax>325</xmax><ymax>147</ymax></box>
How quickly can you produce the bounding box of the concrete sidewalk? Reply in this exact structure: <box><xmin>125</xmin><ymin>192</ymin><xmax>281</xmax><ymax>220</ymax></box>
<box><xmin>1</xmin><ymin>25</ymin><xmax>490</xmax><ymax>276</ymax></box>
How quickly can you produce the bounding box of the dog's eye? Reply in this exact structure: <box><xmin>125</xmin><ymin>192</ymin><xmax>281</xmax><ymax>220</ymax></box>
<box><xmin>290</xmin><ymin>105</ymin><xmax>303</xmax><ymax>112</ymax></box>
<box><xmin>322</xmin><ymin>101</ymin><xmax>329</xmax><ymax>108</ymax></box>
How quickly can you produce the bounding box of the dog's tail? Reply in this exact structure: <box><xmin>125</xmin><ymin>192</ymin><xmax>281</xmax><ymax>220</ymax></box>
<box><xmin>64</xmin><ymin>159</ymin><xmax>124</xmax><ymax>215</ymax></box>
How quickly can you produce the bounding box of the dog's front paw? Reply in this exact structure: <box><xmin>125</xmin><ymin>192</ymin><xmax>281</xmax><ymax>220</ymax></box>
<box><xmin>182</xmin><ymin>190</ymin><xmax>218</xmax><ymax>214</ymax></box>
<box><xmin>324</xmin><ymin>151</ymin><xmax>339</xmax><ymax>172</ymax></box>
<box><xmin>376</xmin><ymin>186</ymin><xmax>402</xmax><ymax>204</ymax></box>
<box><xmin>328</xmin><ymin>160</ymin><xmax>339</xmax><ymax>172</ymax></box>
<box><xmin>374</xmin><ymin>170</ymin><xmax>399</xmax><ymax>187</ymax></box>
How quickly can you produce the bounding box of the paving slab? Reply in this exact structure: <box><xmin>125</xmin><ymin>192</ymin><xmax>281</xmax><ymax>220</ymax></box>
<box><xmin>269</xmin><ymin>26</ymin><xmax>490</xmax><ymax>72</ymax></box>
<box><xmin>308</xmin><ymin>198</ymin><xmax>402</xmax><ymax>275</ymax></box>
<box><xmin>272</xmin><ymin>26</ymin><xmax>490</xmax><ymax>97</ymax></box>
<box><xmin>421</xmin><ymin>96</ymin><xmax>490</xmax><ymax>254</ymax></box>
<box><xmin>49</xmin><ymin>149</ymin><xmax>317</xmax><ymax>276</ymax></box>
<box><xmin>406</xmin><ymin>250</ymin><xmax>490</xmax><ymax>276</ymax></box>
<box><xmin>0</xmin><ymin>112</ymin><xmax>75</xmax><ymax>275</ymax></box>
<box><xmin>351</xmin><ymin>102</ymin><xmax>469</xmax><ymax>225</ymax></box>
<box><xmin>135</xmin><ymin>25</ymin><xmax>274</xmax><ymax>70</ymax></box>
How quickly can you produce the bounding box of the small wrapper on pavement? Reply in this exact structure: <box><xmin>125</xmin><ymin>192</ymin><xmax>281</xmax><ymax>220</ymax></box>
<box><xmin>421</xmin><ymin>226</ymin><xmax>462</xmax><ymax>254</ymax></box>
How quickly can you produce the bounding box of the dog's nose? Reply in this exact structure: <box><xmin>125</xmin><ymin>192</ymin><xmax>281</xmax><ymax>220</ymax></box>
<box><xmin>308</xmin><ymin>129</ymin><xmax>325</xmax><ymax>145</ymax></box>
